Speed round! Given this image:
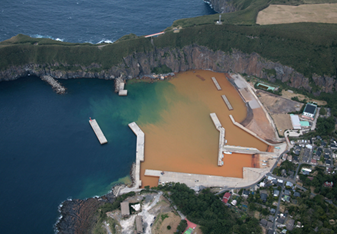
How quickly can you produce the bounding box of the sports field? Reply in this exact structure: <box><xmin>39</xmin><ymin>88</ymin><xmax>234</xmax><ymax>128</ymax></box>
<box><xmin>257</xmin><ymin>3</ymin><xmax>337</xmax><ymax>25</ymax></box>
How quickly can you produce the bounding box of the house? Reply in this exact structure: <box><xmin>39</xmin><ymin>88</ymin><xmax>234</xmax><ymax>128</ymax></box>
<box><xmin>231</xmin><ymin>200</ymin><xmax>237</xmax><ymax>206</ymax></box>
<box><xmin>284</xmin><ymin>190</ymin><xmax>291</xmax><ymax>196</ymax></box>
<box><xmin>286</xmin><ymin>219</ymin><xmax>295</xmax><ymax>231</ymax></box>
<box><xmin>324</xmin><ymin>154</ymin><xmax>330</xmax><ymax>160</ymax></box>
<box><xmin>260</xmin><ymin>219</ymin><xmax>268</xmax><ymax>227</ymax></box>
<box><xmin>324</xmin><ymin>182</ymin><xmax>333</xmax><ymax>188</ymax></box>
<box><xmin>274</xmin><ymin>190</ymin><xmax>280</xmax><ymax>197</ymax></box>
<box><xmin>277</xmin><ymin>217</ymin><xmax>286</xmax><ymax>224</ymax></box>
<box><xmin>267</xmin><ymin>221</ymin><xmax>273</xmax><ymax>229</ymax></box>
<box><xmin>286</xmin><ymin>181</ymin><xmax>293</xmax><ymax>187</ymax></box>
<box><xmin>121</xmin><ymin>201</ymin><xmax>130</xmax><ymax>217</ymax></box>
<box><xmin>287</xmin><ymin>155</ymin><xmax>293</xmax><ymax>162</ymax></box>
<box><xmin>268</xmin><ymin>215</ymin><xmax>274</xmax><ymax>222</ymax></box>
<box><xmin>282</xmin><ymin>195</ymin><xmax>290</xmax><ymax>202</ymax></box>
<box><xmin>293</xmin><ymin>156</ymin><xmax>299</xmax><ymax>163</ymax></box>
<box><xmin>326</xmin><ymin>159</ymin><xmax>332</xmax><ymax>166</ymax></box>
<box><xmin>136</xmin><ymin>215</ymin><xmax>143</xmax><ymax>234</ymax></box>
<box><xmin>267</xmin><ymin>230</ymin><xmax>274</xmax><ymax>234</ymax></box>
<box><xmin>260</xmin><ymin>182</ymin><xmax>265</xmax><ymax>187</ymax></box>
<box><xmin>222</xmin><ymin>192</ymin><xmax>231</xmax><ymax>204</ymax></box>
<box><xmin>331</xmin><ymin>143</ymin><xmax>337</xmax><ymax>150</ymax></box>
<box><xmin>293</xmin><ymin>192</ymin><xmax>300</xmax><ymax>197</ymax></box>
<box><xmin>316</xmin><ymin>148</ymin><xmax>322</xmax><ymax>157</ymax></box>
<box><xmin>242</xmin><ymin>190</ymin><xmax>250</xmax><ymax>198</ymax></box>
<box><xmin>311</xmin><ymin>159</ymin><xmax>317</xmax><ymax>164</ymax></box>
<box><xmin>260</xmin><ymin>193</ymin><xmax>268</xmax><ymax>202</ymax></box>
<box><xmin>301</xmin><ymin>168</ymin><xmax>312</xmax><ymax>175</ymax></box>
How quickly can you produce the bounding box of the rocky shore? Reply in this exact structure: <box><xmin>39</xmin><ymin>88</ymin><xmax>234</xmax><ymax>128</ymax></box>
<box><xmin>55</xmin><ymin>163</ymin><xmax>137</xmax><ymax>234</ymax></box>
<box><xmin>0</xmin><ymin>45</ymin><xmax>335</xmax><ymax>96</ymax></box>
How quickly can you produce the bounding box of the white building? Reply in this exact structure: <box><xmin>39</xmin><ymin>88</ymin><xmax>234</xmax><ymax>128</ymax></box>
<box><xmin>290</xmin><ymin>114</ymin><xmax>301</xmax><ymax>130</ymax></box>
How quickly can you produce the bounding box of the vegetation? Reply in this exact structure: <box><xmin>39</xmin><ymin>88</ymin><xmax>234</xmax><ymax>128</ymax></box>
<box><xmin>175</xmin><ymin>220</ymin><xmax>187</xmax><ymax>234</ymax></box>
<box><xmin>158</xmin><ymin>183</ymin><xmax>262</xmax><ymax>234</ymax></box>
<box><xmin>316</xmin><ymin>117</ymin><xmax>335</xmax><ymax>136</ymax></box>
<box><xmin>151</xmin><ymin>65</ymin><xmax>172</xmax><ymax>74</ymax></box>
<box><xmin>319</xmin><ymin>107</ymin><xmax>327</xmax><ymax>115</ymax></box>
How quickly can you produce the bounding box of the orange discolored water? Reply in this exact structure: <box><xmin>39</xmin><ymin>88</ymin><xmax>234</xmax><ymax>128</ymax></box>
<box><xmin>139</xmin><ymin>70</ymin><xmax>267</xmax><ymax>187</ymax></box>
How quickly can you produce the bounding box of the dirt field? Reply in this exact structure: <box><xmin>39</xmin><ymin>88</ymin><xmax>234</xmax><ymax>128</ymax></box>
<box><xmin>256</xmin><ymin>90</ymin><xmax>303</xmax><ymax>136</ymax></box>
<box><xmin>257</xmin><ymin>3</ymin><xmax>337</xmax><ymax>25</ymax></box>
<box><xmin>281</xmin><ymin>90</ymin><xmax>327</xmax><ymax>106</ymax></box>
<box><xmin>152</xmin><ymin>211</ymin><xmax>181</xmax><ymax>234</ymax></box>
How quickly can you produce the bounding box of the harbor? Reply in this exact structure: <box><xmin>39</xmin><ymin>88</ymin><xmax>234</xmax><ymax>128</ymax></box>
<box><xmin>89</xmin><ymin>118</ymin><xmax>107</xmax><ymax>144</ymax></box>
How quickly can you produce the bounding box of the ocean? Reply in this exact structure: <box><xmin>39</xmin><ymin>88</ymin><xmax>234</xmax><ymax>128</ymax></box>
<box><xmin>0</xmin><ymin>1</ymin><xmax>215</xmax><ymax>233</ymax></box>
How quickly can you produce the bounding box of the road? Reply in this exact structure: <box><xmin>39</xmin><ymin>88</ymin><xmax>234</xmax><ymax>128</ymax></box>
<box><xmin>273</xmin><ymin>183</ymin><xmax>285</xmax><ymax>233</ymax></box>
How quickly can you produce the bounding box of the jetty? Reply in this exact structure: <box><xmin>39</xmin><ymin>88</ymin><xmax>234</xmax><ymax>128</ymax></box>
<box><xmin>89</xmin><ymin>118</ymin><xmax>107</xmax><ymax>144</ymax></box>
<box><xmin>115</xmin><ymin>77</ymin><xmax>128</xmax><ymax>96</ymax></box>
<box><xmin>221</xmin><ymin>95</ymin><xmax>233</xmax><ymax>110</ymax></box>
<box><xmin>41</xmin><ymin>75</ymin><xmax>66</xmax><ymax>94</ymax></box>
<box><xmin>210</xmin><ymin>113</ymin><xmax>225</xmax><ymax>166</ymax></box>
<box><xmin>211</xmin><ymin>77</ymin><xmax>222</xmax><ymax>90</ymax></box>
<box><xmin>128</xmin><ymin>122</ymin><xmax>145</xmax><ymax>188</ymax></box>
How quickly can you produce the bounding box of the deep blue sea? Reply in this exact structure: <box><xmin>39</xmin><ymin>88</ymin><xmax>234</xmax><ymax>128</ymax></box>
<box><xmin>0</xmin><ymin>1</ymin><xmax>215</xmax><ymax>233</ymax></box>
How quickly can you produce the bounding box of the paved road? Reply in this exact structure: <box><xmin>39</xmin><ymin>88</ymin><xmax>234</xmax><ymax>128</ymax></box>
<box><xmin>273</xmin><ymin>183</ymin><xmax>285</xmax><ymax>233</ymax></box>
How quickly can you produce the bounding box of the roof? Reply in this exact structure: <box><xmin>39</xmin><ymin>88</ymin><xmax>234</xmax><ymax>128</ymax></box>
<box><xmin>222</xmin><ymin>192</ymin><xmax>231</xmax><ymax>204</ymax></box>
<box><xmin>300</xmin><ymin>121</ymin><xmax>310</xmax><ymax>127</ymax></box>
<box><xmin>294</xmin><ymin>192</ymin><xmax>300</xmax><ymax>197</ymax></box>
<box><xmin>267</xmin><ymin>221</ymin><xmax>273</xmax><ymax>229</ymax></box>
<box><xmin>261</xmin><ymin>193</ymin><xmax>268</xmax><ymax>201</ymax></box>
<box><xmin>290</xmin><ymin>114</ymin><xmax>301</xmax><ymax>129</ymax></box>
<box><xmin>260</xmin><ymin>219</ymin><xmax>268</xmax><ymax>226</ymax></box>
<box><xmin>286</xmin><ymin>219</ymin><xmax>295</xmax><ymax>231</ymax></box>
<box><xmin>303</xmin><ymin>103</ymin><xmax>317</xmax><ymax>115</ymax></box>
<box><xmin>184</xmin><ymin>228</ymin><xmax>194</xmax><ymax>234</ymax></box>
<box><xmin>120</xmin><ymin>201</ymin><xmax>130</xmax><ymax>216</ymax></box>
<box><xmin>273</xmin><ymin>190</ymin><xmax>280</xmax><ymax>196</ymax></box>
<box><xmin>278</xmin><ymin>217</ymin><xmax>285</xmax><ymax>224</ymax></box>
<box><xmin>284</xmin><ymin>190</ymin><xmax>291</xmax><ymax>195</ymax></box>
<box><xmin>136</xmin><ymin>216</ymin><xmax>142</xmax><ymax>233</ymax></box>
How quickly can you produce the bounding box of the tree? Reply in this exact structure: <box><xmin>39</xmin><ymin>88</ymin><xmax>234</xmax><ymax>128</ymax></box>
<box><xmin>316</xmin><ymin>117</ymin><xmax>335</xmax><ymax>136</ymax></box>
<box><xmin>320</xmin><ymin>108</ymin><xmax>327</xmax><ymax>115</ymax></box>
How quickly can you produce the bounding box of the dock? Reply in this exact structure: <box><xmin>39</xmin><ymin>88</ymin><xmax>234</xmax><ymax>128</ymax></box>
<box><xmin>221</xmin><ymin>95</ymin><xmax>233</xmax><ymax>110</ymax></box>
<box><xmin>211</xmin><ymin>77</ymin><xmax>222</xmax><ymax>90</ymax></box>
<box><xmin>210</xmin><ymin>113</ymin><xmax>225</xmax><ymax>166</ymax></box>
<box><xmin>128</xmin><ymin>122</ymin><xmax>145</xmax><ymax>188</ymax></box>
<box><xmin>89</xmin><ymin>119</ymin><xmax>107</xmax><ymax>144</ymax></box>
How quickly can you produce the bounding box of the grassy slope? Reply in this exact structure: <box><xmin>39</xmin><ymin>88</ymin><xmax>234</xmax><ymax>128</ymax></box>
<box><xmin>1</xmin><ymin>0</ymin><xmax>337</xmax><ymax>79</ymax></box>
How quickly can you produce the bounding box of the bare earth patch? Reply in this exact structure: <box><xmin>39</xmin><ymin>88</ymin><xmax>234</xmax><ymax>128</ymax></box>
<box><xmin>256</xmin><ymin>90</ymin><xmax>303</xmax><ymax>136</ymax></box>
<box><xmin>152</xmin><ymin>212</ymin><xmax>181</xmax><ymax>234</ymax></box>
<box><xmin>281</xmin><ymin>90</ymin><xmax>327</xmax><ymax>106</ymax></box>
<box><xmin>257</xmin><ymin>3</ymin><xmax>337</xmax><ymax>25</ymax></box>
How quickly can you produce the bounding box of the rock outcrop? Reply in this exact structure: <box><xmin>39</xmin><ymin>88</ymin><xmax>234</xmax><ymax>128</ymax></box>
<box><xmin>55</xmin><ymin>193</ymin><xmax>115</xmax><ymax>234</ymax></box>
<box><xmin>0</xmin><ymin>44</ymin><xmax>335</xmax><ymax>95</ymax></box>
<box><xmin>204</xmin><ymin>0</ymin><xmax>237</xmax><ymax>13</ymax></box>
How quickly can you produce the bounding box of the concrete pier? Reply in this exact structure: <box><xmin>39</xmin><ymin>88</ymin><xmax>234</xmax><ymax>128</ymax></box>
<box><xmin>210</xmin><ymin>113</ymin><xmax>225</xmax><ymax>166</ymax></box>
<box><xmin>221</xmin><ymin>95</ymin><xmax>233</xmax><ymax>110</ymax></box>
<box><xmin>89</xmin><ymin>119</ymin><xmax>107</xmax><ymax>144</ymax></box>
<box><xmin>41</xmin><ymin>75</ymin><xmax>66</xmax><ymax>94</ymax></box>
<box><xmin>128</xmin><ymin>122</ymin><xmax>145</xmax><ymax>188</ymax></box>
<box><xmin>211</xmin><ymin>77</ymin><xmax>222</xmax><ymax>90</ymax></box>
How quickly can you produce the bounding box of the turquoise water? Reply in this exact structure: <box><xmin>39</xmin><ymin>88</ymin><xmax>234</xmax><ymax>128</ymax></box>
<box><xmin>0</xmin><ymin>77</ymin><xmax>171</xmax><ymax>233</ymax></box>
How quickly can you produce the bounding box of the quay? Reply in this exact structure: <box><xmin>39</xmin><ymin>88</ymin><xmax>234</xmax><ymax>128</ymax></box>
<box><xmin>221</xmin><ymin>95</ymin><xmax>233</xmax><ymax>110</ymax></box>
<box><xmin>211</xmin><ymin>77</ymin><xmax>222</xmax><ymax>90</ymax></box>
<box><xmin>145</xmin><ymin>168</ymin><xmax>270</xmax><ymax>189</ymax></box>
<box><xmin>128</xmin><ymin>122</ymin><xmax>145</xmax><ymax>188</ymax></box>
<box><xmin>210</xmin><ymin>113</ymin><xmax>225</xmax><ymax>166</ymax></box>
<box><xmin>89</xmin><ymin>119</ymin><xmax>107</xmax><ymax>144</ymax></box>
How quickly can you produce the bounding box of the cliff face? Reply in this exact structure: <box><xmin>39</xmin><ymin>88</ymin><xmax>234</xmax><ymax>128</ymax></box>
<box><xmin>1</xmin><ymin>44</ymin><xmax>335</xmax><ymax>95</ymax></box>
<box><xmin>204</xmin><ymin>0</ymin><xmax>237</xmax><ymax>13</ymax></box>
